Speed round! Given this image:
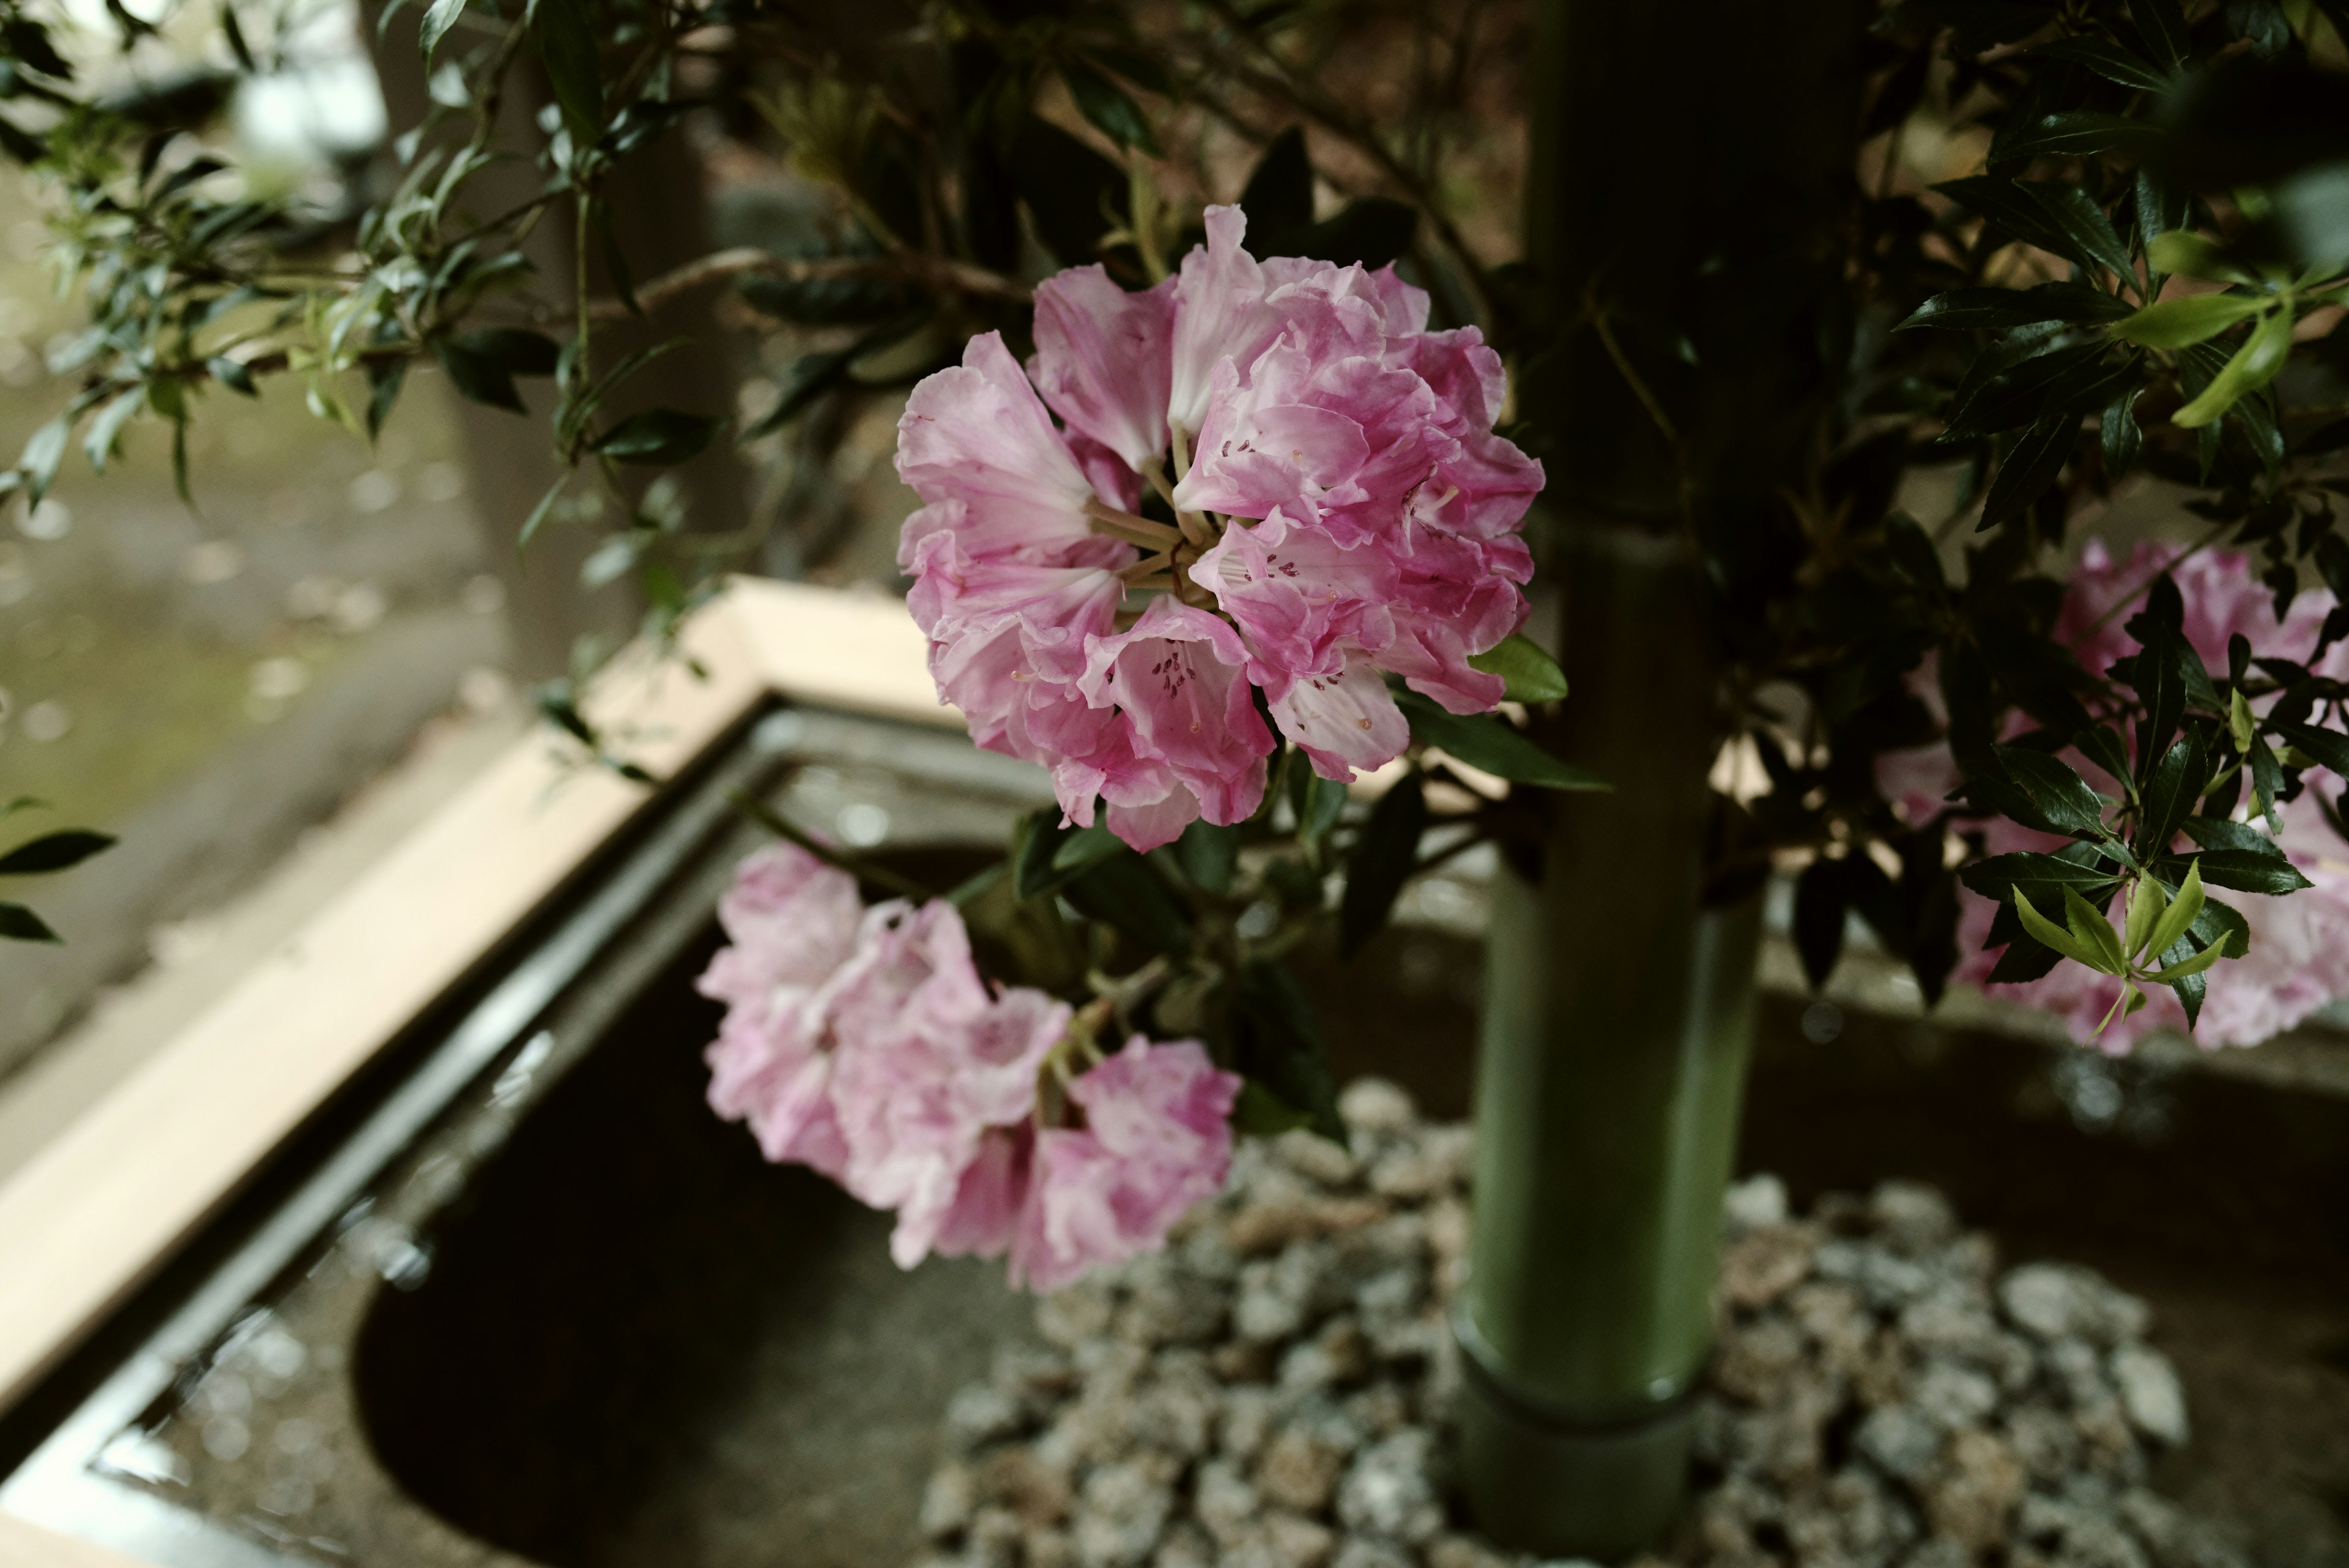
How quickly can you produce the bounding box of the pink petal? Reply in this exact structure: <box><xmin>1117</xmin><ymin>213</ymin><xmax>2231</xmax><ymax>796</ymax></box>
<box><xmin>1031</xmin><ymin>268</ymin><xmax>1174</xmax><ymax>473</ymax></box>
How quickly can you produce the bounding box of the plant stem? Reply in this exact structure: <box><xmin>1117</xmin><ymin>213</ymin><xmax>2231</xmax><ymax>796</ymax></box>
<box><xmin>725</xmin><ymin>789</ymin><xmax>933</xmax><ymax>902</ymax></box>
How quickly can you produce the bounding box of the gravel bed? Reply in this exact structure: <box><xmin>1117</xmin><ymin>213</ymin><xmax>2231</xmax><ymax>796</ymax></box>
<box><xmin>911</xmin><ymin>1080</ymin><xmax>2250</xmax><ymax>1568</ymax></box>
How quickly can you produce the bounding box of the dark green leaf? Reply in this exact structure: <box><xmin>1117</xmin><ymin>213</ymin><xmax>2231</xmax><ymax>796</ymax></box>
<box><xmin>1231</xmin><ymin>959</ymin><xmax>1343</xmax><ymax>1142</ymax></box>
<box><xmin>1396</xmin><ymin>691</ymin><xmax>1607</xmax><ymax>791</ymax></box>
<box><xmin>1239</xmin><ymin>125</ymin><xmax>1314</xmax><ymax>240</ymax></box>
<box><xmin>2270</xmin><ymin>718</ymin><xmax>2349</xmax><ymax>776</ymax></box>
<box><xmin>592</xmin><ymin>407</ymin><xmax>722</xmax><ymax>464</ymax></box>
<box><xmin>1977</xmin><ymin>412</ymin><xmax>2077</xmax><ymax>529</ymax></box>
<box><xmin>0</xmin><ymin>902</ymin><xmax>59</xmax><ymax>942</ymax></box>
<box><xmin>1993</xmin><ymin>744</ymin><xmax>2110</xmax><ymax>837</ymax></box>
<box><xmin>1290</xmin><ymin>199</ymin><xmax>1417</xmax><ymax>270</ymax></box>
<box><xmin>2102</xmin><ymin>384</ymin><xmax>2142</xmax><ymax>475</ymax></box>
<box><xmin>735</xmin><ymin>269</ymin><xmax>913</xmax><ymax>327</ymax></box>
<box><xmin>1052</xmin><ymin>823</ymin><xmax>1126</xmax><ymax>877</ymax></box>
<box><xmin>2181</xmin><ymin>815</ymin><xmax>2291</xmax><ymax>860</ymax></box>
<box><xmin>2032</xmin><ymin>35</ymin><xmax>2174</xmax><ymax>92</ymax></box>
<box><xmin>1340</xmin><ymin>771</ymin><xmax>1425</xmax><ymax>958</ymax></box>
<box><xmin>433</xmin><ymin>328</ymin><xmax>560</xmax><ymax>413</ymax></box>
<box><xmin>0</xmin><ymin>828</ymin><xmax>115</xmax><ymax>875</ymax></box>
<box><xmin>1286</xmin><ymin>760</ymin><xmax>1347</xmax><ymax>841</ymax></box>
<box><xmin>1897</xmin><ymin>281</ymin><xmax>2130</xmax><ymax>332</ymax></box>
<box><xmin>532</xmin><ymin>0</ymin><xmax>603</xmax><ymax>143</ymax></box>
<box><xmin>2134</xmin><ymin>732</ymin><xmax>2211</xmax><ymax>856</ymax></box>
<box><xmin>1794</xmin><ymin>855</ymin><xmax>1852</xmax><ymax>987</ymax></box>
<box><xmin>365</xmin><ymin>357</ymin><xmax>406</xmax><ymax>441</ymax></box>
<box><xmin>1063</xmin><ymin>855</ymin><xmax>1191</xmax><ymax>953</ymax></box>
<box><xmin>2132</xmin><ymin>0</ymin><xmax>2193</xmax><ymax>70</ymax></box>
<box><xmin>1175</xmin><ymin>820</ymin><xmax>1237</xmax><ymax>895</ymax></box>
<box><xmin>1467</xmin><ymin>633</ymin><xmax>1567</xmax><ymax>702</ymax></box>
<box><xmin>1958</xmin><ymin>849</ymin><xmax>2122</xmax><ymax>902</ymax></box>
<box><xmin>2179</xmin><ymin>847</ymin><xmax>2314</xmax><ymax>894</ymax></box>
<box><xmin>1994</xmin><ymin>111</ymin><xmax>2154</xmax><ymax>164</ymax></box>
<box><xmin>1008</xmin><ymin>115</ymin><xmax>1125</xmax><ymax>267</ymax></box>
<box><xmin>1061</xmin><ymin>60</ymin><xmax>1160</xmax><ymax>156</ymax></box>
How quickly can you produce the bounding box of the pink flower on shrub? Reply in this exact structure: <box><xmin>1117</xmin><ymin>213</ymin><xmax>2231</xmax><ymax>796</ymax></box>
<box><xmin>697</xmin><ymin>844</ymin><xmax>1242</xmax><ymax>1286</ymax></box>
<box><xmin>1879</xmin><ymin>541</ymin><xmax>2349</xmax><ymax>1050</ymax></box>
<box><xmin>1012</xmin><ymin>1038</ymin><xmax>1241</xmax><ymax>1292</ymax></box>
<box><xmin>897</xmin><ymin>205</ymin><xmax>1543</xmax><ymax>850</ymax></box>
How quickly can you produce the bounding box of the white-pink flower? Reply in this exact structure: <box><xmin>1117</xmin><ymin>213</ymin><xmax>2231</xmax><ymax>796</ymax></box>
<box><xmin>697</xmin><ymin>844</ymin><xmax>1244</xmax><ymax>1287</ymax></box>
<box><xmin>1878</xmin><ymin>541</ymin><xmax>2349</xmax><ymax>1050</ymax></box>
<box><xmin>897</xmin><ymin>206</ymin><xmax>1543</xmax><ymax>849</ymax></box>
<box><xmin>1012</xmin><ymin>1037</ymin><xmax>1241</xmax><ymax>1293</ymax></box>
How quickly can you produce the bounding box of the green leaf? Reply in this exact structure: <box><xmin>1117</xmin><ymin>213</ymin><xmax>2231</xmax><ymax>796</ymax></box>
<box><xmin>1396</xmin><ymin>691</ymin><xmax>1607</xmax><ymax>791</ymax></box>
<box><xmin>2060</xmin><ymin>882</ymin><xmax>2130</xmax><ymax>974</ymax></box>
<box><xmin>418</xmin><ymin>0</ymin><xmax>466</xmax><ymax>62</ymax></box>
<box><xmin>1061</xmin><ymin>60</ymin><xmax>1160</xmax><ymax>157</ymax></box>
<box><xmin>2144</xmin><ymin>858</ymin><xmax>2205</xmax><ymax>958</ymax></box>
<box><xmin>0</xmin><ymin>797</ymin><xmax>46</xmax><ymax>819</ymax></box>
<box><xmin>2134</xmin><ymin>730</ymin><xmax>2210</xmax><ymax>857</ymax></box>
<box><xmin>2013</xmin><ymin>887</ymin><xmax>2109</xmax><ymax>971</ymax></box>
<box><xmin>2122</xmin><ymin>872</ymin><xmax>2166</xmax><ymax>960</ymax></box>
<box><xmin>0</xmin><ymin>828</ymin><xmax>116</xmax><ymax>875</ymax></box>
<box><xmin>532</xmin><ymin>0</ymin><xmax>603</xmax><ymax>144</ymax></box>
<box><xmin>2132</xmin><ymin>0</ymin><xmax>2193</xmax><ymax>72</ymax></box>
<box><xmin>2101</xmin><ymin>383</ymin><xmax>2142</xmax><ymax>474</ymax></box>
<box><xmin>1290</xmin><ymin>199</ymin><xmax>1417</xmax><ymax>270</ymax></box>
<box><xmin>1232</xmin><ymin>1079</ymin><xmax>1313</xmax><ymax>1136</ymax></box>
<box><xmin>1991</xmin><ymin>745</ymin><xmax>2110</xmax><ymax>838</ymax></box>
<box><xmin>1231</xmin><ymin>959</ymin><xmax>1343</xmax><ymax>1142</ymax></box>
<box><xmin>2110</xmin><ymin>292</ymin><xmax>2268</xmax><ymax>349</ymax></box>
<box><xmin>2174</xmin><ymin>308</ymin><xmax>2298</xmax><ymax>428</ymax></box>
<box><xmin>592</xmin><ymin>408</ymin><xmax>722</xmax><ymax>464</ymax></box>
<box><xmin>1340</xmin><ymin>770</ymin><xmax>1425</xmax><ymax>958</ymax></box>
<box><xmin>2032</xmin><ymin>35</ymin><xmax>2175</xmax><ymax>92</ymax></box>
<box><xmin>2269</xmin><ymin>718</ymin><xmax>2349</xmax><ymax>777</ymax></box>
<box><xmin>1995</xmin><ymin>111</ymin><xmax>2154</xmax><ymax>163</ymax></box>
<box><xmin>1977</xmin><ymin>412</ymin><xmax>2077</xmax><ymax>529</ymax></box>
<box><xmin>1286</xmin><ymin>759</ymin><xmax>1347</xmax><ymax>841</ymax></box>
<box><xmin>2181</xmin><ymin>847</ymin><xmax>2314</xmax><ymax>894</ymax></box>
<box><xmin>1239</xmin><ymin>125</ymin><xmax>1315</xmax><ymax>240</ymax></box>
<box><xmin>2152</xmin><ymin>931</ymin><xmax>2235</xmax><ymax>983</ymax></box>
<box><xmin>17</xmin><ymin>415</ymin><xmax>67</xmax><ymax>505</ymax></box>
<box><xmin>0</xmin><ymin>902</ymin><xmax>60</xmax><ymax>942</ymax></box>
<box><xmin>1051</xmin><ymin>822</ymin><xmax>1125</xmax><ymax>877</ymax></box>
<box><xmin>1896</xmin><ymin>281</ymin><xmax>2131</xmax><ymax>332</ymax></box>
<box><xmin>207</xmin><ymin>355</ymin><xmax>259</xmax><ymax>396</ymax></box>
<box><xmin>1960</xmin><ymin>849</ymin><xmax>2122</xmax><ymax>904</ymax></box>
<box><xmin>2147</xmin><ymin>231</ymin><xmax>2256</xmax><ymax>284</ymax></box>
<box><xmin>1174</xmin><ymin>820</ymin><xmax>1237</xmax><ymax>895</ymax></box>
<box><xmin>434</xmin><ymin>329</ymin><xmax>560</xmax><ymax>413</ymax></box>
<box><xmin>1467</xmin><ymin>634</ymin><xmax>1568</xmax><ymax>702</ymax></box>
<box><xmin>2022</xmin><ymin>182</ymin><xmax>2141</xmax><ymax>288</ymax></box>
<box><xmin>1063</xmin><ymin>855</ymin><xmax>1190</xmax><ymax>953</ymax></box>
<box><xmin>82</xmin><ymin>387</ymin><xmax>143</xmax><ymax>474</ymax></box>
<box><xmin>735</xmin><ymin>269</ymin><xmax>913</xmax><ymax>327</ymax></box>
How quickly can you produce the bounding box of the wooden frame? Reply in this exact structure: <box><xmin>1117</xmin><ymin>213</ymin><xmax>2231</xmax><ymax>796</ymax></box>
<box><xmin>0</xmin><ymin>580</ymin><xmax>953</xmax><ymax>1567</ymax></box>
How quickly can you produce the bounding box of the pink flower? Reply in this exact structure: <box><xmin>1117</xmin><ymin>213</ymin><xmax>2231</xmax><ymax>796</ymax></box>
<box><xmin>1877</xmin><ymin>542</ymin><xmax>2349</xmax><ymax>1049</ymax></box>
<box><xmin>897</xmin><ymin>205</ymin><xmax>1544</xmax><ymax>839</ymax></box>
<box><xmin>1081</xmin><ymin>596</ymin><xmax>1274</xmax><ymax>850</ymax></box>
<box><xmin>697</xmin><ymin>849</ymin><xmax>1245</xmax><ymax>1288</ymax></box>
<box><xmin>1011</xmin><ymin>1037</ymin><xmax>1241</xmax><ymax>1293</ymax></box>
<box><xmin>695</xmin><ymin>844</ymin><xmax>865</xmax><ymax>1175</ymax></box>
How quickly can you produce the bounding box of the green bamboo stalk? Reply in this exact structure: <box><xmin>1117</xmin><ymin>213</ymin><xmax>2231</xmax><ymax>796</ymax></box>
<box><xmin>1458</xmin><ymin>0</ymin><xmax>1864</xmax><ymax>1552</ymax></box>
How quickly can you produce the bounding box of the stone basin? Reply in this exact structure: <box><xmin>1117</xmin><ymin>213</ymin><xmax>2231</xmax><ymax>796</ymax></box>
<box><xmin>2</xmin><ymin>706</ymin><xmax>2345</xmax><ymax>1568</ymax></box>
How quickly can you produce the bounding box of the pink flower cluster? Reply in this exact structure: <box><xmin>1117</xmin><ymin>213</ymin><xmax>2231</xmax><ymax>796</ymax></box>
<box><xmin>1879</xmin><ymin>540</ymin><xmax>2349</xmax><ymax>1050</ymax></box>
<box><xmin>697</xmin><ymin>842</ymin><xmax>1242</xmax><ymax>1289</ymax></box>
<box><xmin>898</xmin><ymin>206</ymin><xmax>1543</xmax><ymax>852</ymax></box>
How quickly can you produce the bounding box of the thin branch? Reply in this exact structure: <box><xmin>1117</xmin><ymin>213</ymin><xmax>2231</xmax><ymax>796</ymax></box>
<box><xmin>727</xmin><ymin>789</ymin><xmax>935</xmax><ymax>902</ymax></box>
<box><xmin>2068</xmin><ymin>516</ymin><xmax>2235</xmax><ymax>647</ymax></box>
<box><xmin>581</xmin><ymin>246</ymin><xmax>1032</xmax><ymax>321</ymax></box>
